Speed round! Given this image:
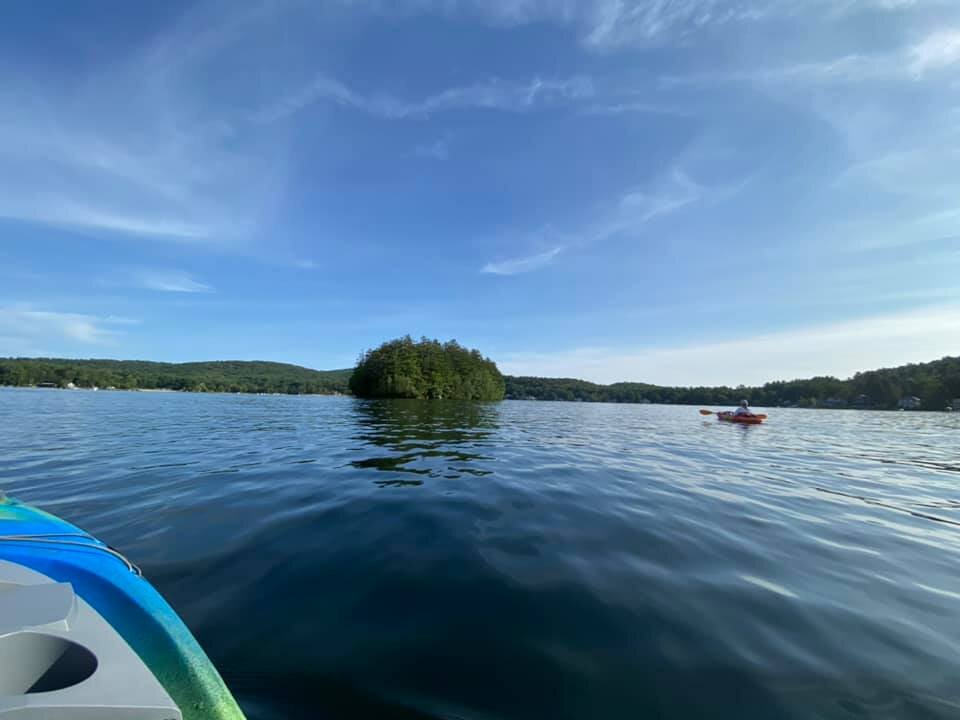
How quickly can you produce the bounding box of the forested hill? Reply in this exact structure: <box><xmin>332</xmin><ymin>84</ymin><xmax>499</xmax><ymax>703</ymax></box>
<box><xmin>4</xmin><ymin>355</ymin><xmax>959</xmax><ymax>409</ymax></box>
<box><xmin>0</xmin><ymin>358</ymin><xmax>352</xmax><ymax>395</ymax></box>
<box><xmin>506</xmin><ymin>355</ymin><xmax>960</xmax><ymax>410</ymax></box>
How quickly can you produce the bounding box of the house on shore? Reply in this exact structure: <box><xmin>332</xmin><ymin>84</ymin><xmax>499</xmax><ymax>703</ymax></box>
<box><xmin>898</xmin><ymin>396</ymin><xmax>922</xmax><ymax>410</ymax></box>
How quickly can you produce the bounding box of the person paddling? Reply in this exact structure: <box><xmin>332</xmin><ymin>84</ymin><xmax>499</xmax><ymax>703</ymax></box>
<box><xmin>734</xmin><ymin>399</ymin><xmax>754</xmax><ymax>417</ymax></box>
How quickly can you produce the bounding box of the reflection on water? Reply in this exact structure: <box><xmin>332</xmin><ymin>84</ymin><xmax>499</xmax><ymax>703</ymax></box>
<box><xmin>2</xmin><ymin>389</ymin><xmax>960</xmax><ymax>719</ymax></box>
<box><xmin>350</xmin><ymin>400</ymin><xmax>497</xmax><ymax>481</ymax></box>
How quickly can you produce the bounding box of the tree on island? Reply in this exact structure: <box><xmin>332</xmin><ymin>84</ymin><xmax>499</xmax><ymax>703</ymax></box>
<box><xmin>349</xmin><ymin>336</ymin><xmax>506</xmax><ymax>401</ymax></box>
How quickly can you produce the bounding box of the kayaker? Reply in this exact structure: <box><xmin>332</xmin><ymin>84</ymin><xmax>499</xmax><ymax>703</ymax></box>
<box><xmin>734</xmin><ymin>399</ymin><xmax>754</xmax><ymax>417</ymax></box>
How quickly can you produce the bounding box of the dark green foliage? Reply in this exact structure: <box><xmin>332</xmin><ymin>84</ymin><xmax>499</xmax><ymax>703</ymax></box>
<box><xmin>0</xmin><ymin>358</ymin><xmax>351</xmax><ymax>395</ymax></box>
<box><xmin>5</xmin><ymin>353</ymin><xmax>958</xmax><ymax>409</ymax></box>
<box><xmin>506</xmin><ymin>355</ymin><xmax>960</xmax><ymax>410</ymax></box>
<box><xmin>349</xmin><ymin>337</ymin><xmax>505</xmax><ymax>401</ymax></box>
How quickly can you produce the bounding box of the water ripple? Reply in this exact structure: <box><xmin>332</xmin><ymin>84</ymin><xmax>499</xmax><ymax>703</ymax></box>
<box><xmin>2</xmin><ymin>388</ymin><xmax>959</xmax><ymax>719</ymax></box>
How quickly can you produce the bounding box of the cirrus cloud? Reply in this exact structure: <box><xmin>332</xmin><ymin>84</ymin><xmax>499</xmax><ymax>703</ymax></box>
<box><xmin>482</xmin><ymin>246</ymin><xmax>564</xmax><ymax>275</ymax></box>
<box><xmin>0</xmin><ymin>306</ymin><xmax>137</xmax><ymax>355</ymax></box>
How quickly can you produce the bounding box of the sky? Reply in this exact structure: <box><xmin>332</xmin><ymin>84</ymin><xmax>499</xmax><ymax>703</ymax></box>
<box><xmin>1</xmin><ymin>0</ymin><xmax>959</xmax><ymax>386</ymax></box>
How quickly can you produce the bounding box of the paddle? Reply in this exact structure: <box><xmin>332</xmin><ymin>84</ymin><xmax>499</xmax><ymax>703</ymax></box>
<box><xmin>700</xmin><ymin>409</ymin><xmax>768</xmax><ymax>419</ymax></box>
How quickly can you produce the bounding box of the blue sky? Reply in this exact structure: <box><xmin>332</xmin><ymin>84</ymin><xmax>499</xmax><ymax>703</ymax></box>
<box><xmin>2</xmin><ymin>0</ymin><xmax>959</xmax><ymax>385</ymax></box>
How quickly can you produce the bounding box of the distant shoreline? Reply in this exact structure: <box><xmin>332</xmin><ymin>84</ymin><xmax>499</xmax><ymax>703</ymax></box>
<box><xmin>1</xmin><ymin>382</ymin><xmax>949</xmax><ymax>413</ymax></box>
<box><xmin>2</xmin><ymin>385</ymin><xmax>344</xmax><ymax>397</ymax></box>
<box><xmin>1</xmin><ymin>356</ymin><xmax>957</xmax><ymax>411</ymax></box>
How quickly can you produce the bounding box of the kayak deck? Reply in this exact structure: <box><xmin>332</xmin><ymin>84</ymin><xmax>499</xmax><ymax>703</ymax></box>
<box><xmin>0</xmin><ymin>495</ymin><xmax>245</xmax><ymax>720</ymax></box>
<box><xmin>0</xmin><ymin>558</ymin><xmax>182</xmax><ymax>718</ymax></box>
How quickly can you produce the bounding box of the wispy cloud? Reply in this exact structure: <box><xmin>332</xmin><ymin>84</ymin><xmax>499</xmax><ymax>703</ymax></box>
<box><xmin>343</xmin><ymin>0</ymin><xmax>939</xmax><ymax>50</ymax></box>
<box><xmin>577</xmin><ymin>0</ymin><xmax>940</xmax><ymax>50</ymax></box>
<box><xmin>252</xmin><ymin>75</ymin><xmax>594</xmax><ymax>123</ymax></box>
<box><xmin>616</xmin><ymin>169</ymin><xmax>704</xmax><ymax>224</ymax></box>
<box><xmin>909</xmin><ymin>29</ymin><xmax>960</xmax><ymax>76</ymax></box>
<box><xmin>482</xmin><ymin>246</ymin><xmax>563</xmax><ymax>275</ymax></box>
<box><xmin>653</xmin><ymin>21</ymin><xmax>960</xmax><ymax>241</ymax></box>
<box><xmin>343</xmin><ymin>0</ymin><xmax>736</xmax><ymax>49</ymax></box>
<box><xmin>581</xmin><ymin>0</ymin><xmax>761</xmax><ymax>50</ymax></box>
<box><xmin>582</xmin><ymin>168</ymin><xmax>712</xmax><ymax>243</ymax></box>
<box><xmin>6</xmin><ymin>0</ymin><xmax>934</xmax><ymax>251</ymax></box>
<box><xmin>480</xmin><ymin>167</ymin><xmax>728</xmax><ymax>276</ymax></box>
<box><xmin>917</xmin><ymin>209</ymin><xmax>960</xmax><ymax>227</ymax></box>
<box><xmin>662</xmin><ymin>53</ymin><xmax>882</xmax><ymax>86</ymax></box>
<box><xmin>663</xmin><ymin>27</ymin><xmax>960</xmax><ymax>87</ymax></box>
<box><xmin>129</xmin><ymin>269</ymin><xmax>214</xmax><ymax>293</ymax></box>
<box><xmin>577</xmin><ymin>0</ymin><xmax>946</xmax><ymax>51</ymax></box>
<box><xmin>98</xmin><ymin>267</ymin><xmax>214</xmax><ymax>293</ymax></box>
<box><xmin>840</xmin><ymin>145</ymin><xmax>960</xmax><ymax>200</ymax></box>
<box><xmin>0</xmin><ymin>204</ymin><xmax>211</xmax><ymax>240</ymax></box>
<box><xmin>583</xmin><ymin>101</ymin><xmax>689</xmax><ymax>117</ymax></box>
<box><xmin>499</xmin><ymin>305</ymin><xmax>960</xmax><ymax>386</ymax></box>
<box><xmin>0</xmin><ymin>306</ymin><xmax>134</xmax><ymax>354</ymax></box>
<box><xmin>411</xmin><ymin>135</ymin><xmax>453</xmax><ymax>160</ymax></box>
<box><xmin>0</xmin><ymin>0</ymin><xmax>290</xmax><ymax>244</ymax></box>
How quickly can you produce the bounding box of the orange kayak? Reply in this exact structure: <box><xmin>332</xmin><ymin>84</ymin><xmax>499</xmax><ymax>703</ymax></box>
<box><xmin>717</xmin><ymin>411</ymin><xmax>764</xmax><ymax>425</ymax></box>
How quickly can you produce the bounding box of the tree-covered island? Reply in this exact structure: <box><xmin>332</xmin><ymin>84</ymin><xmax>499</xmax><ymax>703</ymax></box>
<box><xmin>349</xmin><ymin>336</ymin><xmax>506</xmax><ymax>400</ymax></box>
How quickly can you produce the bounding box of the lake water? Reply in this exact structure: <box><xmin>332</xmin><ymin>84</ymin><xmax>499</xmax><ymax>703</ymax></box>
<box><xmin>2</xmin><ymin>388</ymin><xmax>959</xmax><ymax>719</ymax></box>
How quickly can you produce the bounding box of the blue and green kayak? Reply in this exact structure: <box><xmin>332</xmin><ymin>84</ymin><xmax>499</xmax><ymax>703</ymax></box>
<box><xmin>0</xmin><ymin>494</ymin><xmax>245</xmax><ymax>719</ymax></box>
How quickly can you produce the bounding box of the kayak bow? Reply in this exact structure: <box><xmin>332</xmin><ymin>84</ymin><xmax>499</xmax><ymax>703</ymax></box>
<box><xmin>0</xmin><ymin>495</ymin><xmax>246</xmax><ymax>720</ymax></box>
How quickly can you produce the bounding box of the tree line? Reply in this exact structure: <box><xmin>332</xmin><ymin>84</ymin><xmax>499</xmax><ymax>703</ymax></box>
<box><xmin>506</xmin><ymin>355</ymin><xmax>960</xmax><ymax>410</ymax></box>
<box><xmin>349</xmin><ymin>337</ymin><xmax>505</xmax><ymax>401</ymax></box>
<box><xmin>0</xmin><ymin>358</ymin><xmax>351</xmax><ymax>395</ymax></box>
<box><xmin>4</xmin><ymin>353</ymin><xmax>958</xmax><ymax>409</ymax></box>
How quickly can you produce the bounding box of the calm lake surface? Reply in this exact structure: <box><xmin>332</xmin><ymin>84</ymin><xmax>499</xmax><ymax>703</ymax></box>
<box><xmin>2</xmin><ymin>388</ymin><xmax>959</xmax><ymax>719</ymax></box>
